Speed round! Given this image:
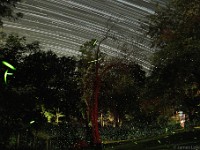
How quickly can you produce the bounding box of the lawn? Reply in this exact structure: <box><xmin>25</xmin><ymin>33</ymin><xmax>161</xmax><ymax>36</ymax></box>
<box><xmin>103</xmin><ymin>128</ymin><xmax>200</xmax><ymax>150</ymax></box>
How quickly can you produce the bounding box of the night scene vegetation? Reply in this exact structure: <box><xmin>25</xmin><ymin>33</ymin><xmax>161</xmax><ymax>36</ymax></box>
<box><xmin>0</xmin><ymin>0</ymin><xmax>200</xmax><ymax>149</ymax></box>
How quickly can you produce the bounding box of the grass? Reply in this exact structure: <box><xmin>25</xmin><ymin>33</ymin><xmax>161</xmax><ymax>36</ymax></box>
<box><xmin>103</xmin><ymin>128</ymin><xmax>200</xmax><ymax>150</ymax></box>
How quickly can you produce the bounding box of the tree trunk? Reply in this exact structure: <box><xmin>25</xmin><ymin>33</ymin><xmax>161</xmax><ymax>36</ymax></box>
<box><xmin>91</xmin><ymin>75</ymin><xmax>102</xmax><ymax>148</ymax></box>
<box><xmin>114</xmin><ymin>114</ymin><xmax>120</xmax><ymax>127</ymax></box>
<box><xmin>16</xmin><ymin>133</ymin><xmax>20</xmax><ymax>149</ymax></box>
<box><xmin>85</xmin><ymin>114</ymin><xmax>92</xmax><ymax>144</ymax></box>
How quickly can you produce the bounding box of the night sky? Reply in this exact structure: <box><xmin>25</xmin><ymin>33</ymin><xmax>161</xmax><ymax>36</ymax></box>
<box><xmin>2</xmin><ymin>0</ymin><xmax>166</xmax><ymax>70</ymax></box>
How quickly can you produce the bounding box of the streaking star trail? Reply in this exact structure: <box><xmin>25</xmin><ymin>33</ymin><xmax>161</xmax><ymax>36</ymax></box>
<box><xmin>2</xmin><ymin>0</ymin><xmax>167</xmax><ymax>71</ymax></box>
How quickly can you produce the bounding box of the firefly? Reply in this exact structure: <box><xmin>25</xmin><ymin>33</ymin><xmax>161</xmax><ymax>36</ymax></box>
<box><xmin>4</xmin><ymin>70</ymin><xmax>13</xmax><ymax>84</ymax></box>
<box><xmin>2</xmin><ymin>61</ymin><xmax>16</xmax><ymax>84</ymax></box>
<box><xmin>30</xmin><ymin>120</ymin><xmax>35</xmax><ymax>124</ymax></box>
<box><xmin>2</xmin><ymin>61</ymin><xmax>16</xmax><ymax>70</ymax></box>
<box><xmin>93</xmin><ymin>39</ymin><xmax>97</xmax><ymax>46</ymax></box>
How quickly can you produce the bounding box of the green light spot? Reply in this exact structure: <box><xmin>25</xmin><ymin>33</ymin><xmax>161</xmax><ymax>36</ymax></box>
<box><xmin>30</xmin><ymin>120</ymin><xmax>35</xmax><ymax>124</ymax></box>
<box><xmin>2</xmin><ymin>61</ymin><xmax>16</xmax><ymax>70</ymax></box>
<box><xmin>93</xmin><ymin>39</ymin><xmax>97</xmax><ymax>46</ymax></box>
<box><xmin>88</xmin><ymin>58</ymin><xmax>101</xmax><ymax>63</ymax></box>
<box><xmin>4</xmin><ymin>70</ymin><xmax>13</xmax><ymax>84</ymax></box>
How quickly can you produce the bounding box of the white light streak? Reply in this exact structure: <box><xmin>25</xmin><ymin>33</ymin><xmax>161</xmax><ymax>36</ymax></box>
<box><xmin>3</xmin><ymin>0</ymin><xmax>166</xmax><ymax>71</ymax></box>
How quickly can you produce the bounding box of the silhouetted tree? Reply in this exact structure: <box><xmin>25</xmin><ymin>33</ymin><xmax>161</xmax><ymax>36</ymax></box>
<box><xmin>100</xmin><ymin>63</ymin><xmax>145</xmax><ymax>126</ymax></box>
<box><xmin>0</xmin><ymin>0</ymin><xmax>23</xmax><ymax>26</ymax></box>
<box><xmin>145</xmin><ymin>0</ymin><xmax>200</xmax><ymax>120</ymax></box>
<box><xmin>0</xmin><ymin>34</ymin><xmax>80</xmax><ymax>148</ymax></box>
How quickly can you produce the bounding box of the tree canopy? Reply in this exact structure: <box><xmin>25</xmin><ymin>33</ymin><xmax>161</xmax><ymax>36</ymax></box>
<box><xmin>0</xmin><ymin>34</ymin><xmax>81</xmax><ymax>148</ymax></box>
<box><xmin>0</xmin><ymin>0</ymin><xmax>23</xmax><ymax>26</ymax></box>
<box><xmin>145</xmin><ymin>0</ymin><xmax>200</xmax><ymax>118</ymax></box>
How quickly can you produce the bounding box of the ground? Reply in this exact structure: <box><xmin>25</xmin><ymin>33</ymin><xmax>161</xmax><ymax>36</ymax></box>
<box><xmin>103</xmin><ymin>128</ymin><xmax>200</xmax><ymax>150</ymax></box>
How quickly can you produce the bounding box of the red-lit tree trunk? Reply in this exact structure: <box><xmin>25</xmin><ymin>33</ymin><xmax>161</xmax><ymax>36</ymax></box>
<box><xmin>90</xmin><ymin>45</ymin><xmax>102</xmax><ymax>147</ymax></box>
<box><xmin>90</xmin><ymin>37</ymin><xmax>105</xmax><ymax>148</ymax></box>
<box><xmin>91</xmin><ymin>74</ymin><xmax>101</xmax><ymax>146</ymax></box>
<box><xmin>90</xmin><ymin>61</ymin><xmax>129</xmax><ymax>147</ymax></box>
<box><xmin>89</xmin><ymin>35</ymin><xmax>128</xmax><ymax>147</ymax></box>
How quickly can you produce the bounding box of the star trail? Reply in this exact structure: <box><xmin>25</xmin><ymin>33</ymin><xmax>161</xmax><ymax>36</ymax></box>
<box><xmin>2</xmin><ymin>0</ymin><xmax>167</xmax><ymax>70</ymax></box>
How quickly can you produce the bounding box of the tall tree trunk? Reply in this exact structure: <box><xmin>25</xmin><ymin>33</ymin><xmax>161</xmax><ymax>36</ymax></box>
<box><xmin>16</xmin><ymin>133</ymin><xmax>20</xmax><ymax>149</ymax></box>
<box><xmin>114</xmin><ymin>112</ymin><xmax>119</xmax><ymax>127</ymax></box>
<box><xmin>46</xmin><ymin>139</ymin><xmax>48</xmax><ymax>150</ymax></box>
<box><xmin>85</xmin><ymin>112</ymin><xmax>92</xmax><ymax>145</ymax></box>
<box><xmin>91</xmin><ymin>75</ymin><xmax>101</xmax><ymax>148</ymax></box>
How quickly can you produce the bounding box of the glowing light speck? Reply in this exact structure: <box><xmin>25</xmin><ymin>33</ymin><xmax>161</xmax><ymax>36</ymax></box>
<box><xmin>4</xmin><ymin>70</ymin><xmax>13</xmax><ymax>84</ymax></box>
<box><xmin>2</xmin><ymin>61</ymin><xmax>16</xmax><ymax>70</ymax></box>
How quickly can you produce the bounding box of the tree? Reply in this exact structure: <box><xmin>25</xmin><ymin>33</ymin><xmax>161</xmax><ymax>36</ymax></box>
<box><xmin>78</xmin><ymin>33</ymin><xmax>145</xmax><ymax>147</ymax></box>
<box><xmin>0</xmin><ymin>0</ymin><xmax>23</xmax><ymax>26</ymax></box>
<box><xmin>0</xmin><ymin>34</ymin><xmax>41</xmax><ymax>149</ymax></box>
<box><xmin>0</xmin><ymin>34</ymin><xmax>80</xmax><ymax>148</ymax></box>
<box><xmin>78</xmin><ymin>39</ymin><xmax>102</xmax><ymax>147</ymax></box>
<box><xmin>19</xmin><ymin>50</ymin><xmax>80</xmax><ymax>121</ymax></box>
<box><xmin>100</xmin><ymin>63</ymin><xmax>145</xmax><ymax>126</ymax></box>
<box><xmin>145</xmin><ymin>0</ymin><xmax>200</xmax><ymax>120</ymax></box>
